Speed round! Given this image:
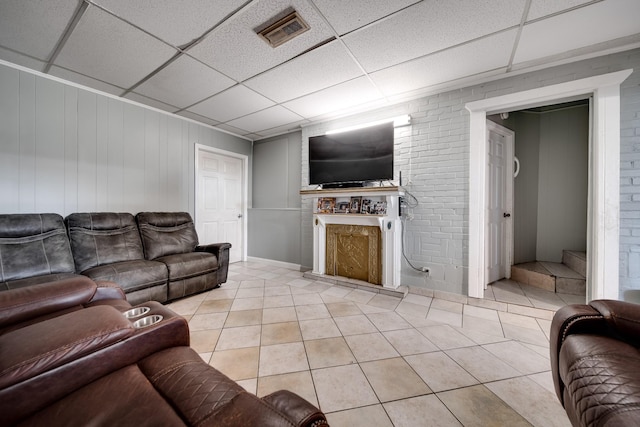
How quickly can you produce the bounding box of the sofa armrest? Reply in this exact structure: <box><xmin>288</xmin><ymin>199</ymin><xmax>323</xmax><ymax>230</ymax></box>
<box><xmin>195</xmin><ymin>242</ymin><xmax>232</xmax><ymax>257</ymax></box>
<box><xmin>90</xmin><ymin>280</ymin><xmax>127</xmax><ymax>302</ymax></box>
<box><xmin>262</xmin><ymin>390</ymin><xmax>329</xmax><ymax>427</ymax></box>
<box><xmin>589</xmin><ymin>299</ymin><xmax>640</xmax><ymax>343</ymax></box>
<box><xmin>196</xmin><ymin>243</ymin><xmax>232</xmax><ymax>286</ymax></box>
<box><xmin>0</xmin><ymin>277</ymin><xmax>98</xmax><ymax>329</ymax></box>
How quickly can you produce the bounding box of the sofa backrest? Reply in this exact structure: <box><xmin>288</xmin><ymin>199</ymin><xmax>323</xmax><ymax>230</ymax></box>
<box><xmin>136</xmin><ymin>212</ymin><xmax>199</xmax><ymax>260</ymax></box>
<box><xmin>66</xmin><ymin>213</ymin><xmax>145</xmax><ymax>273</ymax></box>
<box><xmin>0</xmin><ymin>214</ymin><xmax>75</xmax><ymax>282</ymax></box>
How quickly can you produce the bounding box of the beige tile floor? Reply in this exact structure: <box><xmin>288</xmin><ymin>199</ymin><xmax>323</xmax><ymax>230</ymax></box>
<box><xmin>167</xmin><ymin>261</ymin><xmax>573</xmax><ymax>427</ymax></box>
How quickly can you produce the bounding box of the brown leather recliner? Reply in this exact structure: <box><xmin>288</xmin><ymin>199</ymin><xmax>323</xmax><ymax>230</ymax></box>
<box><xmin>0</xmin><ymin>277</ymin><xmax>328</xmax><ymax>427</ymax></box>
<box><xmin>136</xmin><ymin>212</ymin><xmax>231</xmax><ymax>301</ymax></box>
<box><xmin>550</xmin><ymin>299</ymin><xmax>640</xmax><ymax>427</ymax></box>
<box><xmin>66</xmin><ymin>212</ymin><xmax>170</xmax><ymax>304</ymax></box>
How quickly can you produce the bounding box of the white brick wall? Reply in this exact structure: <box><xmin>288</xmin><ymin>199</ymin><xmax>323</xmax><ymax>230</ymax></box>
<box><xmin>301</xmin><ymin>48</ymin><xmax>640</xmax><ymax>297</ymax></box>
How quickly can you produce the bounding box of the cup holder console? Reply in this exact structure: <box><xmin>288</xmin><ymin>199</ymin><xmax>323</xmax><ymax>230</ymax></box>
<box><xmin>123</xmin><ymin>307</ymin><xmax>151</xmax><ymax>319</ymax></box>
<box><xmin>132</xmin><ymin>314</ymin><xmax>164</xmax><ymax>329</ymax></box>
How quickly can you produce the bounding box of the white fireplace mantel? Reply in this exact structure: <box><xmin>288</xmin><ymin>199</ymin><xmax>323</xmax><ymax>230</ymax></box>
<box><xmin>301</xmin><ymin>187</ymin><xmax>403</xmax><ymax>289</ymax></box>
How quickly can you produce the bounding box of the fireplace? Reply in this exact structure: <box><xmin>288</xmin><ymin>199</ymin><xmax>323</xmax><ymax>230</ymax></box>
<box><xmin>326</xmin><ymin>224</ymin><xmax>381</xmax><ymax>284</ymax></box>
<box><xmin>301</xmin><ymin>187</ymin><xmax>403</xmax><ymax>290</ymax></box>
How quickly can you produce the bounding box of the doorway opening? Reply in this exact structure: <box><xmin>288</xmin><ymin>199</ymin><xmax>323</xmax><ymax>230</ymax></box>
<box><xmin>466</xmin><ymin>69</ymin><xmax>632</xmax><ymax>302</ymax></box>
<box><xmin>487</xmin><ymin>100</ymin><xmax>589</xmax><ymax>301</ymax></box>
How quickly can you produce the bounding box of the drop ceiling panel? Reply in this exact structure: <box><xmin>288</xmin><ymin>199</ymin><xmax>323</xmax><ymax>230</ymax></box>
<box><xmin>312</xmin><ymin>0</ymin><xmax>421</xmax><ymax>35</ymax></box>
<box><xmin>188</xmin><ymin>0</ymin><xmax>335</xmax><ymax>82</ymax></box>
<box><xmin>188</xmin><ymin>85</ymin><xmax>275</xmax><ymax>123</ymax></box>
<box><xmin>176</xmin><ymin>110</ymin><xmax>221</xmax><ymax>127</ymax></box>
<box><xmin>514</xmin><ymin>0</ymin><xmax>640</xmax><ymax>64</ymax></box>
<box><xmin>124</xmin><ymin>92</ymin><xmax>179</xmax><ymax>113</ymax></box>
<box><xmin>0</xmin><ymin>0</ymin><xmax>78</xmax><ymax>60</ymax></box>
<box><xmin>54</xmin><ymin>5</ymin><xmax>177</xmax><ymax>89</ymax></box>
<box><xmin>134</xmin><ymin>55</ymin><xmax>235</xmax><ymax>109</ymax></box>
<box><xmin>283</xmin><ymin>77</ymin><xmax>383</xmax><ymax>118</ymax></box>
<box><xmin>370</xmin><ymin>30</ymin><xmax>516</xmax><ymax>97</ymax></box>
<box><xmin>343</xmin><ymin>0</ymin><xmax>526</xmax><ymax>73</ymax></box>
<box><xmin>226</xmin><ymin>105</ymin><xmax>304</xmax><ymax>134</ymax></box>
<box><xmin>527</xmin><ymin>0</ymin><xmax>593</xmax><ymax>21</ymax></box>
<box><xmin>90</xmin><ymin>0</ymin><xmax>244</xmax><ymax>48</ymax></box>
<box><xmin>244</xmin><ymin>40</ymin><xmax>364</xmax><ymax>103</ymax></box>
<box><xmin>49</xmin><ymin>65</ymin><xmax>125</xmax><ymax>96</ymax></box>
<box><xmin>0</xmin><ymin>47</ymin><xmax>47</xmax><ymax>73</ymax></box>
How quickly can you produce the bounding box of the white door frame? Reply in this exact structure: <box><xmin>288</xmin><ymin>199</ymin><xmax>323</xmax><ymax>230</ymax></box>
<box><xmin>486</xmin><ymin>120</ymin><xmax>515</xmax><ymax>283</ymax></box>
<box><xmin>194</xmin><ymin>143</ymin><xmax>248</xmax><ymax>262</ymax></box>
<box><xmin>466</xmin><ymin>69</ymin><xmax>632</xmax><ymax>301</ymax></box>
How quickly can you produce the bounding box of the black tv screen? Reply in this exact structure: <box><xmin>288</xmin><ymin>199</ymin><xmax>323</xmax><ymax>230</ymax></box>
<box><xmin>308</xmin><ymin>122</ymin><xmax>394</xmax><ymax>185</ymax></box>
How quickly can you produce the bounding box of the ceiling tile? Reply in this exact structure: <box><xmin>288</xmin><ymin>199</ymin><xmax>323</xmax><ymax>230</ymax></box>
<box><xmin>343</xmin><ymin>0</ymin><xmax>526</xmax><ymax>72</ymax></box>
<box><xmin>90</xmin><ymin>0</ymin><xmax>244</xmax><ymax>48</ymax></box>
<box><xmin>226</xmin><ymin>106</ymin><xmax>304</xmax><ymax>134</ymax></box>
<box><xmin>252</xmin><ymin>119</ymin><xmax>310</xmax><ymax>138</ymax></box>
<box><xmin>0</xmin><ymin>47</ymin><xmax>47</xmax><ymax>72</ymax></box>
<box><xmin>176</xmin><ymin>110</ymin><xmax>221</xmax><ymax>127</ymax></box>
<box><xmin>282</xmin><ymin>77</ymin><xmax>383</xmax><ymax>118</ymax></box>
<box><xmin>124</xmin><ymin>92</ymin><xmax>179</xmax><ymax>113</ymax></box>
<box><xmin>49</xmin><ymin>65</ymin><xmax>125</xmax><ymax>96</ymax></box>
<box><xmin>0</xmin><ymin>0</ymin><xmax>78</xmax><ymax>60</ymax></box>
<box><xmin>527</xmin><ymin>0</ymin><xmax>593</xmax><ymax>21</ymax></box>
<box><xmin>188</xmin><ymin>0</ymin><xmax>335</xmax><ymax>82</ymax></box>
<box><xmin>370</xmin><ymin>30</ymin><xmax>517</xmax><ymax>97</ymax></box>
<box><xmin>244</xmin><ymin>40</ymin><xmax>363</xmax><ymax>103</ymax></box>
<box><xmin>188</xmin><ymin>85</ymin><xmax>275</xmax><ymax>123</ymax></box>
<box><xmin>214</xmin><ymin>122</ymin><xmax>254</xmax><ymax>137</ymax></box>
<box><xmin>312</xmin><ymin>0</ymin><xmax>421</xmax><ymax>35</ymax></box>
<box><xmin>134</xmin><ymin>55</ymin><xmax>235</xmax><ymax>109</ymax></box>
<box><xmin>54</xmin><ymin>5</ymin><xmax>177</xmax><ymax>89</ymax></box>
<box><xmin>514</xmin><ymin>0</ymin><xmax>640</xmax><ymax>64</ymax></box>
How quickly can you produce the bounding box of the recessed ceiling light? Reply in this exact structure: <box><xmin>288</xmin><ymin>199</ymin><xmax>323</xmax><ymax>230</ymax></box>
<box><xmin>257</xmin><ymin>10</ymin><xmax>309</xmax><ymax>48</ymax></box>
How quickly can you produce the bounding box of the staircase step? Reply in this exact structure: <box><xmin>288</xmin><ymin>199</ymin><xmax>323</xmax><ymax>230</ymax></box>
<box><xmin>511</xmin><ymin>261</ymin><xmax>586</xmax><ymax>296</ymax></box>
<box><xmin>511</xmin><ymin>262</ymin><xmax>555</xmax><ymax>292</ymax></box>
<box><xmin>562</xmin><ymin>250</ymin><xmax>586</xmax><ymax>277</ymax></box>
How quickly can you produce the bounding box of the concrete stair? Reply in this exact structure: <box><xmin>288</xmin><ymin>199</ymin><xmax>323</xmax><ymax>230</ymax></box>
<box><xmin>510</xmin><ymin>251</ymin><xmax>586</xmax><ymax>295</ymax></box>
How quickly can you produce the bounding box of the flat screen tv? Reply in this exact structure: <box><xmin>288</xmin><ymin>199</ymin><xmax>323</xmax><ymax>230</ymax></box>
<box><xmin>308</xmin><ymin>122</ymin><xmax>394</xmax><ymax>186</ymax></box>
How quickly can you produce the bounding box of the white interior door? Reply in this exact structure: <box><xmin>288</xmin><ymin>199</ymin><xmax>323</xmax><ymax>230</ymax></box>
<box><xmin>195</xmin><ymin>146</ymin><xmax>246</xmax><ymax>264</ymax></box>
<box><xmin>486</xmin><ymin>121</ymin><xmax>514</xmax><ymax>285</ymax></box>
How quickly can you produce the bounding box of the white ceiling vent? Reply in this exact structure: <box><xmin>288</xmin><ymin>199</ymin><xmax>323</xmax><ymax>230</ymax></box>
<box><xmin>257</xmin><ymin>10</ymin><xmax>309</xmax><ymax>48</ymax></box>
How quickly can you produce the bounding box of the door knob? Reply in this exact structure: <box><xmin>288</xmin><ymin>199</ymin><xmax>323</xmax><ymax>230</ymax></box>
<box><xmin>503</xmin><ymin>213</ymin><xmax>511</xmax><ymax>218</ymax></box>
<box><xmin>237</xmin><ymin>214</ymin><xmax>243</xmax><ymax>218</ymax></box>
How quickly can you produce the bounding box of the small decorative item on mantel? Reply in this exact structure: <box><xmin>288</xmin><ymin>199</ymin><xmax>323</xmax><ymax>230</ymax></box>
<box><xmin>373</xmin><ymin>201</ymin><xmax>387</xmax><ymax>215</ymax></box>
<box><xmin>317</xmin><ymin>197</ymin><xmax>336</xmax><ymax>213</ymax></box>
<box><xmin>349</xmin><ymin>197</ymin><xmax>361</xmax><ymax>214</ymax></box>
<box><xmin>360</xmin><ymin>199</ymin><xmax>372</xmax><ymax>214</ymax></box>
<box><xmin>336</xmin><ymin>201</ymin><xmax>350</xmax><ymax>213</ymax></box>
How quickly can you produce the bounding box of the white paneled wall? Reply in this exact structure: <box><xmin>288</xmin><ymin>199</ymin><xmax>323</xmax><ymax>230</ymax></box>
<box><xmin>0</xmin><ymin>63</ymin><xmax>250</xmax><ymax>216</ymax></box>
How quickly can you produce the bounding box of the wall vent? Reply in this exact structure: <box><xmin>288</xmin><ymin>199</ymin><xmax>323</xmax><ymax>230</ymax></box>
<box><xmin>257</xmin><ymin>10</ymin><xmax>309</xmax><ymax>48</ymax></box>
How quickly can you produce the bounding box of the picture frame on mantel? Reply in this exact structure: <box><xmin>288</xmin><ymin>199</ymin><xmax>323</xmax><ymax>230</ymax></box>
<box><xmin>317</xmin><ymin>197</ymin><xmax>336</xmax><ymax>213</ymax></box>
<box><xmin>349</xmin><ymin>197</ymin><xmax>361</xmax><ymax>213</ymax></box>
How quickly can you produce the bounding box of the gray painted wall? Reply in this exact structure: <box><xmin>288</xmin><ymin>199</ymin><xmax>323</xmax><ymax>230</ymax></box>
<box><xmin>536</xmin><ymin>105</ymin><xmax>589</xmax><ymax>262</ymax></box>
<box><xmin>0</xmin><ymin>63</ymin><xmax>251</xmax><ymax>217</ymax></box>
<box><xmin>249</xmin><ymin>132</ymin><xmax>302</xmax><ymax>265</ymax></box>
<box><xmin>511</xmin><ymin>112</ymin><xmax>541</xmax><ymax>264</ymax></box>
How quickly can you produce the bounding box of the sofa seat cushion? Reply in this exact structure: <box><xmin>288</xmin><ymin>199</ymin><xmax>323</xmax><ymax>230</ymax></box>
<box><xmin>560</xmin><ymin>334</ymin><xmax>640</xmax><ymax>426</ymax></box>
<box><xmin>81</xmin><ymin>260</ymin><xmax>167</xmax><ymax>293</ymax></box>
<box><xmin>156</xmin><ymin>252</ymin><xmax>218</xmax><ymax>281</ymax></box>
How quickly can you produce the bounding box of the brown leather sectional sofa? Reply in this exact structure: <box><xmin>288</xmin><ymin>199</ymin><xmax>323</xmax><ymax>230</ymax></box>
<box><xmin>0</xmin><ymin>212</ymin><xmax>230</xmax><ymax>305</ymax></box>
<box><xmin>550</xmin><ymin>299</ymin><xmax>640</xmax><ymax>427</ymax></box>
<box><xmin>0</xmin><ymin>276</ymin><xmax>328</xmax><ymax>426</ymax></box>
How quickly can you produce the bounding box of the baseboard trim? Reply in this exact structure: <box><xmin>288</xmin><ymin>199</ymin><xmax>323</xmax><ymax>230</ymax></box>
<box><xmin>247</xmin><ymin>256</ymin><xmax>302</xmax><ymax>271</ymax></box>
